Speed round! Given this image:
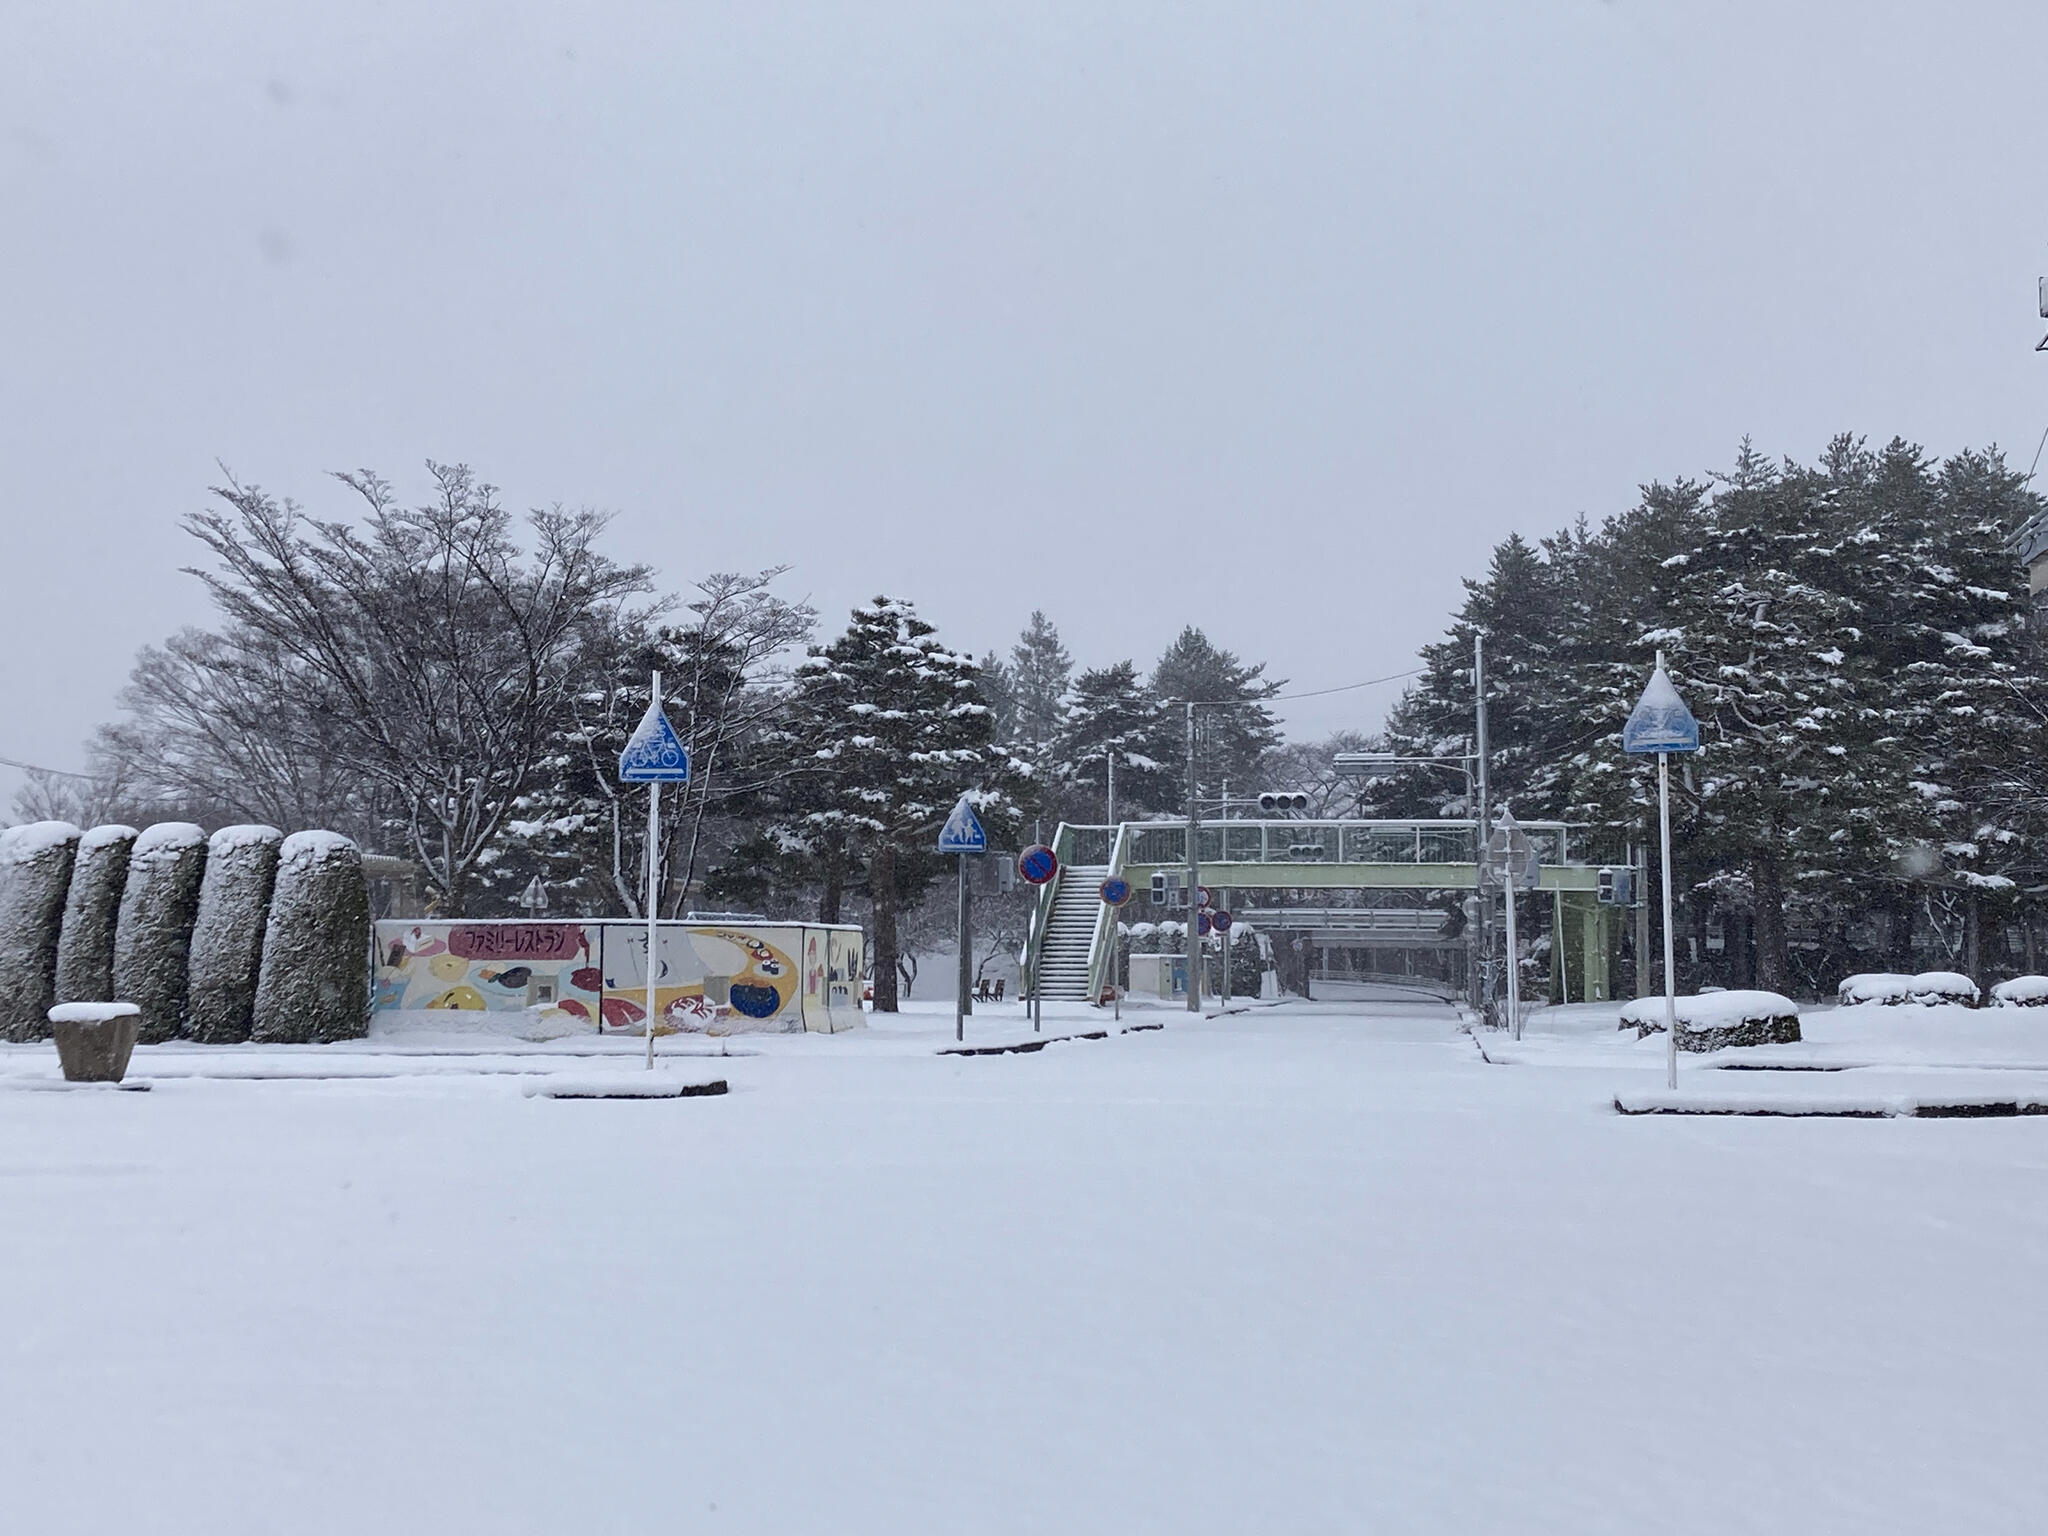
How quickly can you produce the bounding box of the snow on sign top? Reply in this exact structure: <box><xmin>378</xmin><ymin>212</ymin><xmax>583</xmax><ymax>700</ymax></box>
<box><xmin>618</xmin><ymin>698</ymin><xmax>691</xmax><ymax>783</ymax></box>
<box><xmin>936</xmin><ymin>794</ymin><xmax>987</xmax><ymax>853</ymax></box>
<box><xmin>1622</xmin><ymin>665</ymin><xmax>1700</xmax><ymax>755</ymax></box>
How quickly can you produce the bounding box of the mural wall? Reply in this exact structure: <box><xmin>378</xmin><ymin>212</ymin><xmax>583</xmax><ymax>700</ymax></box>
<box><xmin>374</xmin><ymin>919</ymin><xmax>865</xmax><ymax>1034</ymax></box>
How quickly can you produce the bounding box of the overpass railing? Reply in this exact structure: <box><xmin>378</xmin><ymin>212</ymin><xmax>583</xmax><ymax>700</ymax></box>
<box><xmin>1093</xmin><ymin>819</ymin><xmax>1583</xmax><ymax>868</ymax></box>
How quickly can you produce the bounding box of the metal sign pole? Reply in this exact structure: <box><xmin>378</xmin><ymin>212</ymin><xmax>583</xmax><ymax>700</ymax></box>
<box><xmin>1504</xmin><ymin>861</ymin><xmax>1520</xmax><ymax>1041</ymax></box>
<box><xmin>956</xmin><ymin>853</ymin><xmax>970</xmax><ymax>1042</ymax></box>
<box><xmin>644</xmin><ymin>672</ymin><xmax>662</xmax><ymax>1071</ymax></box>
<box><xmin>1659</xmin><ymin>749</ymin><xmax>1678</xmax><ymax>1090</ymax></box>
<box><xmin>1620</xmin><ymin>648</ymin><xmax>1698</xmax><ymax>1091</ymax></box>
<box><xmin>1185</xmin><ymin>702</ymin><xmax>1202</xmax><ymax>1014</ymax></box>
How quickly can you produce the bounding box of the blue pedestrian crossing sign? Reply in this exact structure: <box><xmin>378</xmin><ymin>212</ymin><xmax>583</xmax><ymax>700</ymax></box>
<box><xmin>937</xmin><ymin>794</ymin><xmax>988</xmax><ymax>854</ymax></box>
<box><xmin>1622</xmin><ymin>662</ymin><xmax>1700</xmax><ymax>755</ymax></box>
<box><xmin>618</xmin><ymin>698</ymin><xmax>691</xmax><ymax>783</ymax></box>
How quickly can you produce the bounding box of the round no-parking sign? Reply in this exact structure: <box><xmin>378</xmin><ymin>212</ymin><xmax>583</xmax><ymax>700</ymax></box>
<box><xmin>1018</xmin><ymin>845</ymin><xmax>1059</xmax><ymax>886</ymax></box>
<box><xmin>1099</xmin><ymin>876</ymin><xmax>1132</xmax><ymax>907</ymax></box>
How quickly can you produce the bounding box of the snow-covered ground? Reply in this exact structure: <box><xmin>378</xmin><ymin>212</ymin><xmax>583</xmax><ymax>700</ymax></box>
<box><xmin>6</xmin><ymin>983</ymin><xmax>2048</xmax><ymax>1532</ymax></box>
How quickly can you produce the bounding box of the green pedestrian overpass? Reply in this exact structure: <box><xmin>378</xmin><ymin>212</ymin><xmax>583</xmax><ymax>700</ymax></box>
<box><xmin>1022</xmin><ymin>819</ymin><xmax>1623</xmax><ymax>1008</ymax></box>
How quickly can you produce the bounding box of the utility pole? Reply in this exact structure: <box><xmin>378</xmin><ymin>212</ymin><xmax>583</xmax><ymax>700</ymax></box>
<box><xmin>1186</xmin><ymin>701</ymin><xmax>1202</xmax><ymax>1014</ymax></box>
<box><xmin>1634</xmin><ymin>842</ymin><xmax>1652</xmax><ymax>999</ymax></box>
<box><xmin>1106</xmin><ymin>747</ymin><xmax>1116</xmax><ymax>827</ymax></box>
<box><xmin>1473</xmin><ymin>634</ymin><xmax>1492</xmax><ymax>1023</ymax></box>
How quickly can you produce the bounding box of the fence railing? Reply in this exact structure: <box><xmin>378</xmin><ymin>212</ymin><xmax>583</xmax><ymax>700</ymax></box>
<box><xmin>1097</xmin><ymin>819</ymin><xmax>1584</xmax><ymax>867</ymax></box>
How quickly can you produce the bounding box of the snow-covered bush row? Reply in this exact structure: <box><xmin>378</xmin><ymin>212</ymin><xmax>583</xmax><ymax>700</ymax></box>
<box><xmin>186</xmin><ymin>825</ymin><xmax>283</xmax><ymax>1043</ymax></box>
<box><xmin>253</xmin><ymin>831</ymin><xmax>369</xmax><ymax>1044</ymax></box>
<box><xmin>54</xmin><ymin>824</ymin><xmax>135</xmax><ymax>1005</ymax></box>
<box><xmin>0</xmin><ymin>821</ymin><xmax>81</xmax><ymax>1041</ymax></box>
<box><xmin>1992</xmin><ymin>977</ymin><xmax>2048</xmax><ymax>1008</ymax></box>
<box><xmin>1838</xmin><ymin>971</ymin><xmax>1980</xmax><ymax>1008</ymax></box>
<box><xmin>1838</xmin><ymin>973</ymin><xmax>1915</xmax><ymax>1006</ymax></box>
<box><xmin>113</xmin><ymin>822</ymin><xmax>209</xmax><ymax>1044</ymax></box>
<box><xmin>1620</xmin><ymin>990</ymin><xmax>1801</xmax><ymax>1053</ymax></box>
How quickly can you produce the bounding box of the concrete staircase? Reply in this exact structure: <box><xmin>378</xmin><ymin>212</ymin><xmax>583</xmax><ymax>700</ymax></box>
<box><xmin>1033</xmin><ymin>865</ymin><xmax>1108</xmax><ymax>1002</ymax></box>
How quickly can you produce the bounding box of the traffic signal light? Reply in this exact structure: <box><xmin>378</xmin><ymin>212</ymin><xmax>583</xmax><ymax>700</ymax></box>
<box><xmin>1597</xmin><ymin>867</ymin><xmax>1635</xmax><ymax>906</ymax></box>
<box><xmin>1257</xmin><ymin>791</ymin><xmax>1310</xmax><ymax>814</ymax></box>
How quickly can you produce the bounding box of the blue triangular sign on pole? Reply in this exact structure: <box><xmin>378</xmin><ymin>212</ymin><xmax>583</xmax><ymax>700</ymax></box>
<box><xmin>1622</xmin><ymin>662</ymin><xmax>1700</xmax><ymax>755</ymax></box>
<box><xmin>937</xmin><ymin>793</ymin><xmax>988</xmax><ymax>853</ymax></box>
<box><xmin>618</xmin><ymin>699</ymin><xmax>691</xmax><ymax>783</ymax></box>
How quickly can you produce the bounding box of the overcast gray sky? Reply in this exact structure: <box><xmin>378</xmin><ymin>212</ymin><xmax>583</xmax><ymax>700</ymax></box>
<box><xmin>4</xmin><ymin>1</ymin><xmax>2046</xmax><ymax>803</ymax></box>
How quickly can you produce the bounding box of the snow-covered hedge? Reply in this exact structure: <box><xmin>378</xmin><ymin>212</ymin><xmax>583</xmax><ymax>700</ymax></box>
<box><xmin>1992</xmin><ymin>976</ymin><xmax>2048</xmax><ymax>1008</ymax></box>
<box><xmin>0</xmin><ymin>821</ymin><xmax>82</xmax><ymax>1042</ymax></box>
<box><xmin>1620</xmin><ymin>990</ymin><xmax>1801</xmax><ymax>1053</ymax></box>
<box><xmin>1906</xmin><ymin>971</ymin><xmax>1979</xmax><ymax>1007</ymax></box>
<box><xmin>54</xmin><ymin>824</ymin><xmax>137</xmax><ymax>1005</ymax></box>
<box><xmin>1839</xmin><ymin>971</ymin><xmax>1981</xmax><ymax>1007</ymax></box>
<box><xmin>112</xmin><ymin>822</ymin><xmax>209</xmax><ymax>1043</ymax></box>
<box><xmin>1839</xmin><ymin>973</ymin><xmax>1915</xmax><ymax>1006</ymax></box>
<box><xmin>252</xmin><ymin>831</ymin><xmax>369</xmax><ymax>1044</ymax></box>
<box><xmin>185</xmin><ymin>824</ymin><xmax>284</xmax><ymax>1044</ymax></box>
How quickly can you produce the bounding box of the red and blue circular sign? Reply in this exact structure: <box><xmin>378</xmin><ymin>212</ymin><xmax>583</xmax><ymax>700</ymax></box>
<box><xmin>1099</xmin><ymin>876</ymin><xmax>1132</xmax><ymax>907</ymax></box>
<box><xmin>1196</xmin><ymin>911</ymin><xmax>1213</xmax><ymax>937</ymax></box>
<box><xmin>1212</xmin><ymin>909</ymin><xmax>1234</xmax><ymax>933</ymax></box>
<box><xmin>1017</xmin><ymin>844</ymin><xmax>1059</xmax><ymax>886</ymax></box>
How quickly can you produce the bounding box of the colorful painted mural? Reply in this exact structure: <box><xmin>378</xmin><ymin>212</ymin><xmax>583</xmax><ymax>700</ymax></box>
<box><xmin>374</xmin><ymin>919</ymin><xmax>865</xmax><ymax>1034</ymax></box>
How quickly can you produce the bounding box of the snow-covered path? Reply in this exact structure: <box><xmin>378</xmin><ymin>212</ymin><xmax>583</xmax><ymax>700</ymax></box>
<box><xmin>6</xmin><ymin>994</ymin><xmax>2047</xmax><ymax>1533</ymax></box>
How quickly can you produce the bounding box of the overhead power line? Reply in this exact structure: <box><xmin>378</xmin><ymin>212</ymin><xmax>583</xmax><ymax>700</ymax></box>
<box><xmin>0</xmin><ymin>754</ymin><xmax>94</xmax><ymax>782</ymax></box>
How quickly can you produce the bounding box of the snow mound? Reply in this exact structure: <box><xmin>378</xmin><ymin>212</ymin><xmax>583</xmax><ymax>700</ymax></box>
<box><xmin>1</xmin><ymin>821</ymin><xmax>82</xmax><ymax>863</ymax></box>
<box><xmin>279</xmin><ymin>829</ymin><xmax>358</xmax><ymax>863</ymax></box>
<box><xmin>1991</xmin><ymin>976</ymin><xmax>2048</xmax><ymax>1008</ymax></box>
<box><xmin>1907</xmin><ymin>971</ymin><xmax>1979</xmax><ymax>1007</ymax></box>
<box><xmin>1839</xmin><ymin>971</ymin><xmax>1980</xmax><ymax>1007</ymax></box>
<box><xmin>1839</xmin><ymin>973</ymin><xmax>1915</xmax><ymax>1005</ymax></box>
<box><xmin>131</xmin><ymin>821</ymin><xmax>206</xmax><ymax>858</ymax></box>
<box><xmin>209</xmin><ymin>823</ymin><xmax>283</xmax><ymax>853</ymax></box>
<box><xmin>78</xmin><ymin>824</ymin><xmax>138</xmax><ymax>851</ymax></box>
<box><xmin>48</xmin><ymin>1002</ymin><xmax>139</xmax><ymax>1024</ymax></box>
<box><xmin>1620</xmin><ymin>990</ymin><xmax>1800</xmax><ymax>1053</ymax></box>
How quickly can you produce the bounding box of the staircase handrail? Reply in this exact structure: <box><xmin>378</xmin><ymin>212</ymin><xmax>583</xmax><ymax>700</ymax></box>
<box><xmin>1084</xmin><ymin>822</ymin><xmax>1130</xmax><ymax>1004</ymax></box>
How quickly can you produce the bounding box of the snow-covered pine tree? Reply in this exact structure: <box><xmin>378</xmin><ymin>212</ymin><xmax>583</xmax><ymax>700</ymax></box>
<box><xmin>186</xmin><ymin>824</ymin><xmax>284</xmax><ymax>1043</ymax></box>
<box><xmin>1008</xmin><ymin>611</ymin><xmax>1073</xmax><ymax>827</ymax></box>
<box><xmin>55</xmin><ymin>824</ymin><xmax>137</xmax><ymax>1004</ymax></box>
<box><xmin>1372</xmin><ymin>533</ymin><xmax>1579</xmax><ymax>821</ymax></box>
<box><xmin>1052</xmin><ymin>661</ymin><xmax>1173</xmax><ymax>820</ymax></box>
<box><xmin>0</xmin><ymin>821</ymin><xmax>82</xmax><ymax>1041</ymax></box>
<box><xmin>1850</xmin><ymin>440</ymin><xmax>2047</xmax><ymax>980</ymax></box>
<box><xmin>767</xmin><ymin>597</ymin><xmax>1027</xmax><ymax>1011</ymax></box>
<box><xmin>253</xmin><ymin>831</ymin><xmax>370</xmax><ymax>1044</ymax></box>
<box><xmin>1148</xmin><ymin>628</ymin><xmax>1283</xmax><ymax>808</ymax></box>
<box><xmin>112</xmin><ymin>822</ymin><xmax>209</xmax><ymax>1043</ymax></box>
<box><xmin>1661</xmin><ymin>445</ymin><xmax>1861</xmax><ymax>991</ymax></box>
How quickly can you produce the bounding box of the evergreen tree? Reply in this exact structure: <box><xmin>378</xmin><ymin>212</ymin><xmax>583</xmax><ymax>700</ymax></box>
<box><xmin>1051</xmin><ymin>662</ymin><xmax>1173</xmax><ymax>820</ymax></box>
<box><xmin>186</xmin><ymin>824</ymin><xmax>284</xmax><ymax>1044</ymax></box>
<box><xmin>1006</xmin><ymin>611</ymin><xmax>1073</xmax><ymax>830</ymax></box>
<box><xmin>112</xmin><ymin>822</ymin><xmax>209</xmax><ymax>1043</ymax></box>
<box><xmin>0</xmin><ymin>822</ymin><xmax>81</xmax><ymax>1042</ymax></box>
<box><xmin>253</xmin><ymin>831</ymin><xmax>370</xmax><ymax>1044</ymax></box>
<box><xmin>1149</xmin><ymin>628</ymin><xmax>1284</xmax><ymax>807</ymax></box>
<box><xmin>756</xmin><ymin>597</ymin><xmax>1026</xmax><ymax>1011</ymax></box>
<box><xmin>55</xmin><ymin>824</ymin><xmax>136</xmax><ymax>1005</ymax></box>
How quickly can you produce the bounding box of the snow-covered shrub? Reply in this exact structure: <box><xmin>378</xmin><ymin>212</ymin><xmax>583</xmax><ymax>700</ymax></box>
<box><xmin>185</xmin><ymin>825</ymin><xmax>283</xmax><ymax>1044</ymax></box>
<box><xmin>112</xmin><ymin>822</ymin><xmax>209</xmax><ymax>1044</ymax></box>
<box><xmin>0</xmin><ymin>821</ymin><xmax>82</xmax><ymax>1042</ymax></box>
<box><xmin>54</xmin><ymin>824</ymin><xmax>136</xmax><ymax>1005</ymax></box>
<box><xmin>253</xmin><ymin>832</ymin><xmax>369</xmax><ymax>1044</ymax></box>
<box><xmin>1839</xmin><ymin>973</ymin><xmax>1916</xmax><ymax>1006</ymax></box>
<box><xmin>1620</xmin><ymin>990</ymin><xmax>1801</xmax><ymax>1053</ymax></box>
<box><xmin>1906</xmin><ymin>971</ymin><xmax>1978</xmax><ymax>1007</ymax></box>
<box><xmin>1992</xmin><ymin>976</ymin><xmax>2048</xmax><ymax>1008</ymax></box>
